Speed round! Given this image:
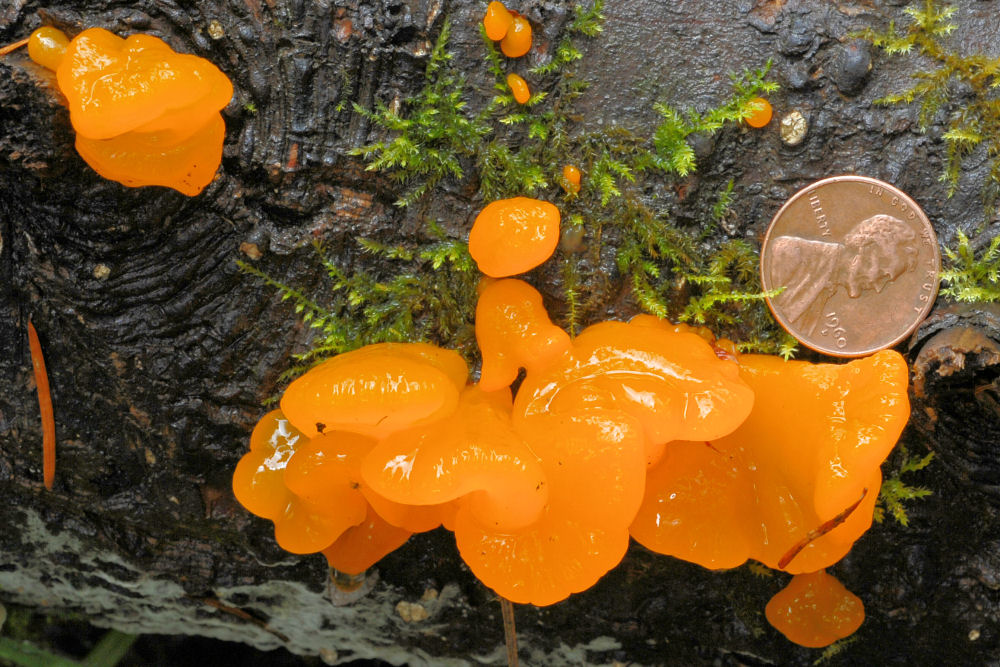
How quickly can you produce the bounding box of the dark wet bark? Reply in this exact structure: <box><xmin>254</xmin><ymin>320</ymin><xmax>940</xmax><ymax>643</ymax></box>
<box><xmin>2</xmin><ymin>1</ymin><xmax>999</xmax><ymax>665</ymax></box>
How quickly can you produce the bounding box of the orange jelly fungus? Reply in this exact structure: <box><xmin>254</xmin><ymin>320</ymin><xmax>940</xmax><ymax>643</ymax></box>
<box><xmin>514</xmin><ymin>319</ymin><xmax>755</xmax><ymax>460</ymax></box>
<box><xmin>500</xmin><ymin>14</ymin><xmax>532</xmax><ymax>58</ymax></box>
<box><xmin>27</xmin><ymin>26</ymin><xmax>68</xmax><ymax>71</ymax></box>
<box><xmin>468</xmin><ymin>197</ymin><xmax>560</xmax><ymax>277</ymax></box>
<box><xmin>232</xmin><ymin>410</ymin><xmax>368</xmax><ymax>554</ymax></box>
<box><xmin>321</xmin><ymin>507</ymin><xmax>413</xmax><ymax>575</ymax></box>
<box><xmin>279</xmin><ymin>342</ymin><xmax>468</xmax><ymax>439</ymax></box>
<box><xmin>483</xmin><ymin>1</ymin><xmax>514</xmax><ymax>41</ymax></box>
<box><xmin>475</xmin><ymin>278</ymin><xmax>571</xmax><ymax>392</ymax></box>
<box><xmin>745</xmin><ymin>96</ymin><xmax>773</xmax><ymax>128</ymax></box>
<box><xmin>561</xmin><ymin>164</ymin><xmax>581</xmax><ymax>193</ymax></box>
<box><xmin>765</xmin><ymin>570</ymin><xmax>865</xmax><ymax>648</ymax></box>
<box><xmin>363</xmin><ymin>386</ymin><xmax>547</xmax><ymax>532</ymax></box>
<box><xmin>629</xmin><ymin>350</ymin><xmax>909</xmax><ymax>573</ymax></box>
<box><xmin>24</xmin><ymin>26</ymin><xmax>232</xmax><ymax>195</ymax></box>
<box><xmin>455</xmin><ymin>408</ymin><xmax>647</xmax><ymax>605</ymax></box>
<box><xmin>506</xmin><ymin>72</ymin><xmax>531</xmax><ymax>104</ymax></box>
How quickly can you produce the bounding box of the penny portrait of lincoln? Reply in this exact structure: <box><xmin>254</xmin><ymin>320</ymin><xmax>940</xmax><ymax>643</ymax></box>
<box><xmin>768</xmin><ymin>213</ymin><xmax>919</xmax><ymax>335</ymax></box>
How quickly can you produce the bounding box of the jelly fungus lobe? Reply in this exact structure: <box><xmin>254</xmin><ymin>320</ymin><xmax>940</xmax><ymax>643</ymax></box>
<box><xmin>475</xmin><ymin>278</ymin><xmax>571</xmax><ymax>392</ymax></box>
<box><xmin>500</xmin><ymin>14</ymin><xmax>532</xmax><ymax>58</ymax></box>
<box><xmin>27</xmin><ymin>27</ymin><xmax>68</xmax><ymax>71</ymax></box>
<box><xmin>507</xmin><ymin>72</ymin><xmax>531</xmax><ymax>104</ymax></box>
<box><xmin>561</xmin><ymin>164</ymin><xmax>581</xmax><ymax>193</ymax></box>
<box><xmin>765</xmin><ymin>570</ymin><xmax>865</xmax><ymax>648</ymax></box>
<box><xmin>468</xmin><ymin>197</ymin><xmax>560</xmax><ymax>277</ymax></box>
<box><xmin>483</xmin><ymin>1</ymin><xmax>514</xmax><ymax>41</ymax></box>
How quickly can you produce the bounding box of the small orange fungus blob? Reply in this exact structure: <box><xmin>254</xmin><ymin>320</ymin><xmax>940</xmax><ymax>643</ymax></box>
<box><xmin>745</xmin><ymin>96</ymin><xmax>773</xmax><ymax>128</ymax></box>
<box><xmin>483</xmin><ymin>1</ymin><xmax>514</xmax><ymax>41</ymax></box>
<box><xmin>475</xmin><ymin>278</ymin><xmax>571</xmax><ymax>392</ymax></box>
<box><xmin>363</xmin><ymin>386</ymin><xmax>547</xmax><ymax>532</ymax></box>
<box><xmin>506</xmin><ymin>72</ymin><xmax>531</xmax><ymax>104</ymax></box>
<box><xmin>27</xmin><ymin>27</ymin><xmax>69</xmax><ymax>71</ymax></box>
<box><xmin>468</xmin><ymin>197</ymin><xmax>560</xmax><ymax>277</ymax></box>
<box><xmin>629</xmin><ymin>350</ymin><xmax>910</xmax><ymax>573</ymax></box>
<box><xmin>500</xmin><ymin>14</ymin><xmax>532</xmax><ymax>58</ymax></box>
<box><xmin>765</xmin><ymin>570</ymin><xmax>865</xmax><ymax>647</ymax></box>
<box><xmin>561</xmin><ymin>164</ymin><xmax>581</xmax><ymax>193</ymax></box>
<box><xmin>280</xmin><ymin>342</ymin><xmax>468</xmax><ymax>439</ymax></box>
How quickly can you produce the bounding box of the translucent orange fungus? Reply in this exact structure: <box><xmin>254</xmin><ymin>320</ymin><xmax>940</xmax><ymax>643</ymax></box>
<box><xmin>468</xmin><ymin>197</ymin><xmax>561</xmax><ymax>277</ymax></box>
<box><xmin>500</xmin><ymin>14</ymin><xmax>532</xmax><ymax>58</ymax></box>
<box><xmin>475</xmin><ymin>278</ymin><xmax>571</xmax><ymax>392</ymax></box>
<box><xmin>21</xmin><ymin>26</ymin><xmax>232</xmax><ymax>195</ymax></box>
<box><xmin>279</xmin><ymin>342</ymin><xmax>468</xmax><ymax>439</ymax></box>
<box><xmin>745</xmin><ymin>96</ymin><xmax>773</xmax><ymax>128</ymax></box>
<box><xmin>765</xmin><ymin>570</ymin><xmax>865</xmax><ymax>647</ymax></box>
<box><xmin>454</xmin><ymin>409</ymin><xmax>647</xmax><ymax>605</ymax></box>
<box><xmin>363</xmin><ymin>386</ymin><xmax>547</xmax><ymax>532</ymax></box>
<box><xmin>483</xmin><ymin>1</ymin><xmax>514</xmax><ymax>41</ymax></box>
<box><xmin>506</xmin><ymin>72</ymin><xmax>531</xmax><ymax>104</ymax></box>
<box><xmin>629</xmin><ymin>350</ymin><xmax>910</xmax><ymax>573</ymax></box>
<box><xmin>27</xmin><ymin>26</ymin><xmax>68</xmax><ymax>71</ymax></box>
<box><xmin>233</xmin><ymin>411</ymin><xmax>367</xmax><ymax>553</ymax></box>
<box><xmin>561</xmin><ymin>164</ymin><xmax>581</xmax><ymax>193</ymax></box>
<box><xmin>514</xmin><ymin>319</ymin><xmax>754</xmax><ymax>459</ymax></box>
<box><xmin>321</xmin><ymin>507</ymin><xmax>413</xmax><ymax>575</ymax></box>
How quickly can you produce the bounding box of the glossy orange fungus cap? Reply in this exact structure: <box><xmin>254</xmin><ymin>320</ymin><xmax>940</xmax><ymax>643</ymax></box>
<box><xmin>30</xmin><ymin>27</ymin><xmax>232</xmax><ymax>195</ymax></box>
<box><xmin>745</xmin><ymin>96</ymin><xmax>773</xmax><ymax>128</ymax></box>
<box><xmin>475</xmin><ymin>278</ymin><xmax>570</xmax><ymax>391</ymax></box>
<box><xmin>506</xmin><ymin>72</ymin><xmax>531</xmax><ymax>104</ymax></box>
<box><xmin>561</xmin><ymin>164</ymin><xmax>581</xmax><ymax>193</ymax></box>
<box><xmin>483</xmin><ymin>2</ymin><xmax>514</xmax><ymax>41</ymax></box>
<box><xmin>765</xmin><ymin>570</ymin><xmax>865</xmax><ymax>648</ymax></box>
<box><xmin>468</xmin><ymin>197</ymin><xmax>560</xmax><ymax>277</ymax></box>
<box><xmin>629</xmin><ymin>350</ymin><xmax>910</xmax><ymax>572</ymax></box>
<box><xmin>500</xmin><ymin>15</ymin><xmax>532</xmax><ymax>58</ymax></box>
<box><xmin>280</xmin><ymin>342</ymin><xmax>468</xmax><ymax>439</ymax></box>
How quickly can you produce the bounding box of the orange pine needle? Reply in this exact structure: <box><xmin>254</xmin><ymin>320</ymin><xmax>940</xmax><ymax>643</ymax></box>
<box><xmin>778</xmin><ymin>488</ymin><xmax>868</xmax><ymax>569</ymax></box>
<box><xmin>0</xmin><ymin>36</ymin><xmax>30</xmax><ymax>57</ymax></box>
<box><xmin>27</xmin><ymin>320</ymin><xmax>56</xmax><ymax>490</ymax></box>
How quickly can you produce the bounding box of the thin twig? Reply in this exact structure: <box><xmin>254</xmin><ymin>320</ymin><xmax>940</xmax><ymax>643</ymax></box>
<box><xmin>500</xmin><ymin>597</ymin><xmax>518</xmax><ymax>667</ymax></box>
<box><xmin>0</xmin><ymin>36</ymin><xmax>30</xmax><ymax>57</ymax></box>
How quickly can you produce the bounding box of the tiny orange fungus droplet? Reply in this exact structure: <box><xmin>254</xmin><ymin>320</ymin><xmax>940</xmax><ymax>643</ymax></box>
<box><xmin>468</xmin><ymin>197</ymin><xmax>560</xmax><ymax>277</ymax></box>
<box><xmin>765</xmin><ymin>570</ymin><xmax>865</xmax><ymax>647</ymax></box>
<box><xmin>27</xmin><ymin>27</ymin><xmax>69</xmax><ymax>71</ymax></box>
<box><xmin>561</xmin><ymin>164</ymin><xmax>581</xmax><ymax>193</ymax></box>
<box><xmin>746</xmin><ymin>96</ymin><xmax>773</xmax><ymax>128</ymax></box>
<box><xmin>500</xmin><ymin>15</ymin><xmax>532</xmax><ymax>58</ymax></box>
<box><xmin>506</xmin><ymin>72</ymin><xmax>530</xmax><ymax>104</ymax></box>
<box><xmin>483</xmin><ymin>1</ymin><xmax>514</xmax><ymax>41</ymax></box>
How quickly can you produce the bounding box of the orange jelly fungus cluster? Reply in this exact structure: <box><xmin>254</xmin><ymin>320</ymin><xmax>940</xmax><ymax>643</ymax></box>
<box><xmin>468</xmin><ymin>197</ymin><xmax>560</xmax><ymax>277</ymax></box>
<box><xmin>24</xmin><ymin>26</ymin><xmax>232</xmax><ymax>196</ymax></box>
<box><xmin>234</xmin><ymin>262</ymin><xmax>909</xmax><ymax>620</ymax></box>
<box><xmin>745</xmin><ymin>96</ymin><xmax>773</xmax><ymax>128</ymax></box>
<box><xmin>765</xmin><ymin>570</ymin><xmax>865</xmax><ymax>648</ymax></box>
<box><xmin>562</xmin><ymin>164</ymin><xmax>582</xmax><ymax>193</ymax></box>
<box><xmin>483</xmin><ymin>2</ymin><xmax>532</xmax><ymax>58</ymax></box>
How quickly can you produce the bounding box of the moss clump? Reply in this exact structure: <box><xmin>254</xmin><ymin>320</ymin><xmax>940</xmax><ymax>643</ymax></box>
<box><xmin>939</xmin><ymin>229</ymin><xmax>1000</xmax><ymax>303</ymax></box>
<box><xmin>864</xmin><ymin>0</ymin><xmax>1000</xmax><ymax>202</ymax></box>
<box><xmin>874</xmin><ymin>444</ymin><xmax>934</xmax><ymax>527</ymax></box>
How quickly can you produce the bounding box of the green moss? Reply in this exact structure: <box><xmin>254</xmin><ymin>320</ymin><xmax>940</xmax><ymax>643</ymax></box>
<box><xmin>940</xmin><ymin>229</ymin><xmax>1000</xmax><ymax>303</ymax></box>
<box><xmin>874</xmin><ymin>443</ymin><xmax>934</xmax><ymax>527</ymax></box>
<box><xmin>864</xmin><ymin>0</ymin><xmax>1000</xmax><ymax>202</ymax></box>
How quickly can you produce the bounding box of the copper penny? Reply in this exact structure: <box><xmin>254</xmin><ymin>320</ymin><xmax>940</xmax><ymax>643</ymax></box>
<box><xmin>760</xmin><ymin>175</ymin><xmax>940</xmax><ymax>357</ymax></box>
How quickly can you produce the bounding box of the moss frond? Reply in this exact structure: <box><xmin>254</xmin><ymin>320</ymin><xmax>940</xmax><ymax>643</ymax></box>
<box><xmin>875</xmin><ymin>444</ymin><xmax>935</xmax><ymax>527</ymax></box>
<box><xmin>940</xmin><ymin>229</ymin><xmax>1000</xmax><ymax>302</ymax></box>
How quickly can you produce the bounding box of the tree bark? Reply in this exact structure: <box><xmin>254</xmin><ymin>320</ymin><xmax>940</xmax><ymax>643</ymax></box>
<box><xmin>2</xmin><ymin>1</ymin><xmax>999</xmax><ymax>664</ymax></box>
